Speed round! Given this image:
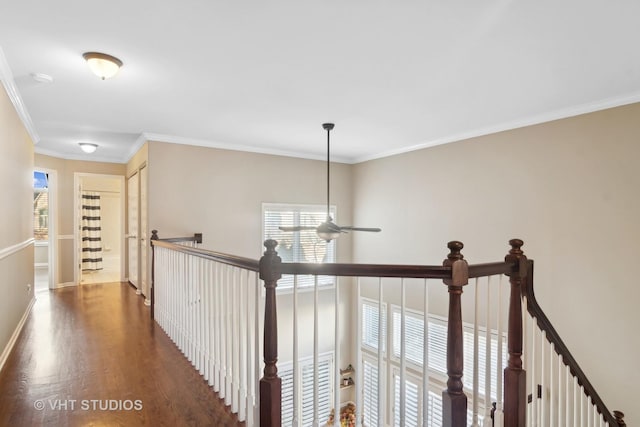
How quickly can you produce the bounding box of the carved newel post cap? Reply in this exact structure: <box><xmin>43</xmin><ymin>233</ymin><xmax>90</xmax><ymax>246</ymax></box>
<box><xmin>151</xmin><ymin>230</ymin><xmax>158</xmax><ymax>240</ymax></box>
<box><xmin>508</xmin><ymin>238</ymin><xmax>524</xmax><ymax>255</ymax></box>
<box><xmin>446</xmin><ymin>241</ymin><xmax>464</xmax><ymax>262</ymax></box>
<box><xmin>613</xmin><ymin>410</ymin><xmax>626</xmax><ymax>426</ymax></box>
<box><xmin>263</xmin><ymin>239</ymin><xmax>279</xmax><ymax>254</ymax></box>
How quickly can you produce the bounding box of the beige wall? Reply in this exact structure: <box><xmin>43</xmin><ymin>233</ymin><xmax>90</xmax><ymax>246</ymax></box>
<box><xmin>352</xmin><ymin>102</ymin><xmax>640</xmax><ymax>426</ymax></box>
<box><xmin>0</xmin><ymin>84</ymin><xmax>34</xmax><ymax>361</ymax></box>
<box><xmin>147</xmin><ymin>141</ymin><xmax>353</xmax><ymax>260</ymax></box>
<box><xmin>34</xmin><ymin>154</ymin><xmax>126</xmax><ymax>284</ymax></box>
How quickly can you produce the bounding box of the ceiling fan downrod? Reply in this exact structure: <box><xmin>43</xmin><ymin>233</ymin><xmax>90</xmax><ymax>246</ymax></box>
<box><xmin>322</xmin><ymin>123</ymin><xmax>334</xmax><ymax>222</ymax></box>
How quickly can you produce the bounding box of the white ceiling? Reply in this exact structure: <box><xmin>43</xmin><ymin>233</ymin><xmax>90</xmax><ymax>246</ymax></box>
<box><xmin>1</xmin><ymin>0</ymin><xmax>639</xmax><ymax>164</ymax></box>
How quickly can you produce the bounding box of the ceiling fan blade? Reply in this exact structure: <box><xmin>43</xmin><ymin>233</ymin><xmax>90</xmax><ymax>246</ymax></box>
<box><xmin>279</xmin><ymin>226</ymin><xmax>317</xmax><ymax>232</ymax></box>
<box><xmin>339</xmin><ymin>226</ymin><xmax>382</xmax><ymax>232</ymax></box>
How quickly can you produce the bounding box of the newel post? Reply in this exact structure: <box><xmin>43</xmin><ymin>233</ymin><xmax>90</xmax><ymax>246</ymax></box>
<box><xmin>614</xmin><ymin>410</ymin><xmax>626</xmax><ymax>427</ymax></box>
<box><xmin>259</xmin><ymin>239</ymin><xmax>282</xmax><ymax>427</ymax></box>
<box><xmin>150</xmin><ymin>230</ymin><xmax>159</xmax><ymax>320</ymax></box>
<box><xmin>442</xmin><ymin>241</ymin><xmax>469</xmax><ymax>427</ymax></box>
<box><xmin>504</xmin><ymin>239</ymin><xmax>528</xmax><ymax>427</ymax></box>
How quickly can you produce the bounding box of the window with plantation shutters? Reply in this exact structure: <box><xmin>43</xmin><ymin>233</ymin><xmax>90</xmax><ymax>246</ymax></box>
<box><xmin>279</xmin><ymin>353</ymin><xmax>333</xmax><ymax>427</ymax></box>
<box><xmin>263</xmin><ymin>203</ymin><xmax>336</xmax><ymax>290</ymax></box>
<box><xmin>362</xmin><ymin>358</ymin><xmax>379</xmax><ymax>427</ymax></box>
<box><xmin>362</xmin><ymin>298</ymin><xmax>386</xmax><ymax>352</ymax></box>
<box><xmin>393</xmin><ymin>373</ymin><xmax>420</xmax><ymax>427</ymax></box>
<box><xmin>301</xmin><ymin>357</ymin><xmax>332</xmax><ymax>425</ymax></box>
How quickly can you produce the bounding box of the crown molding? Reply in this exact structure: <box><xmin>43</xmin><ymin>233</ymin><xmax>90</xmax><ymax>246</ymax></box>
<box><xmin>354</xmin><ymin>91</ymin><xmax>640</xmax><ymax>164</ymax></box>
<box><xmin>142</xmin><ymin>132</ymin><xmax>352</xmax><ymax>164</ymax></box>
<box><xmin>124</xmin><ymin>133</ymin><xmax>149</xmax><ymax>163</ymax></box>
<box><xmin>0</xmin><ymin>46</ymin><xmax>40</xmax><ymax>145</ymax></box>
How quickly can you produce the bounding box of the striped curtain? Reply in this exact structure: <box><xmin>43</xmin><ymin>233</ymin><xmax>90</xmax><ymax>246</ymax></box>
<box><xmin>81</xmin><ymin>192</ymin><xmax>103</xmax><ymax>271</ymax></box>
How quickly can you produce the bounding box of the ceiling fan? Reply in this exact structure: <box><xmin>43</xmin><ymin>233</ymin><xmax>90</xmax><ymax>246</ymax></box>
<box><xmin>279</xmin><ymin>123</ymin><xmax>382</xmax><ymax>241</ymax></box>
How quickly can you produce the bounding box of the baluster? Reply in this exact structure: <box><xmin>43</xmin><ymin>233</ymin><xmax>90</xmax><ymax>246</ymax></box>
<box><xmin>207</xmin><ymin>260</ymin><xmax>214</xmax><ymax>387</ymax></box>
<box><xmin>484</xmin><ymin>276</ymin><xmax>492</xmax><ymax>423</ymax></box>
<box><xmin>377</xmin><ymin>277</ymin><xmax>384</xmax><ymax>427</ymax></box>
<box><xmin>540</xmin><ymin>330</ymin><xmax>546</xmax><ymax>427</ymax></box>
<box><xmin>441</xmin><ymin>241</ymin><xmax>469</xmax><ymax>427</ymax></box>
<box><xmin>422</xmin><ymin>279</ymin><xmax>430</xmax><ymax>427</ymax></box>
<box><xmin>504</xmin><ymin>239</ymin><xmax>527</xmax><ymax>427</ymax></box>
<box><xmin>356</xmin><ymin>278</ymin><xmax>363</xmax><ymax>427</ymax></box>
<box><xmin>239</xmin><ymin>269</ymin><xmax>246</xmax><ymax>421</ymax></box>
<box><xmin>549</xmin><ymin>343</ymin><xmax>555</xmax><ymax>427</ymax></box>
<box><xmin>565</xmin><ymin>361</ymin><xmax>570</xmax><ymax>426</ymax></box>
<box><xmin>400</xmin><ymin>278</ymin><xmax>406</xmax><ymax>427</ymax></box>
<box><xmin>471</xmin><ymin>277</ymin><xmax>480</xmax><ymax>427</ymax></box>
<box><xmin>259</xmin><ymin>239</ymin><xmax>282</xmax><ymax>427</ymax></box>
<box><xmin>314</xmin><ymin>274</ymin><xmax>320</xmax><ymax>427</ymax></box>
<box><xmin>232</xmin><ymin>267</ymin><xmax>239</xmax><ymax>413</ymax></box>
<box><xmin>214</xmin><ymin>261</ymin><xmax>221</xmax><ymax>392</ymax></box>
<box><xmin>225</xmin><ymin>264</ymin><xmax>232</xmax><ymax>404</ymax></box>
<box><xmin>495</xmin><ymin>275</ymin><xmax>505</xmax><ymax>427</ymax></box>
<box><xmin>293</xmin><ymin>275</ymin><xmax>300</xmax><ymax>427</ymax></box>
<box><xmin>254</xmin><ymin>271</ymin><xmax>261</xmax><ymax>425</ymax></box>
<box><xmin>334</xmin><ymin>276</ymin><xmax>340</xmax><ymax>427</ymax></box>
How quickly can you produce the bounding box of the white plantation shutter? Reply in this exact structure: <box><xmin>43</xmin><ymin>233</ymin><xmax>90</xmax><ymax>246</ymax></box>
<box><xmin>301</xmin><ymin>358</ymin><xmax>332</xmax><ymax>426</ymax></box>
<box><xmin>362</xmin><ymin>299</ymin><xmax>386</xmax><ymax>352</ymax></box>
<box><xmin>362</xmin><ymin>359</ymin><xmax>379</xmax><ymax>427</ymax></box>
<box><xmin>427</xmin><ymin>391</ymin><xmax>444</xmax><ymax>426</ymax></box>
<box><xmin>393</xmin><ymin>374</ymin><xmax>420</xmax><ymax>427</ymax></box>
<box><xmin>280</xmin><ymin>355</ymin><xmax>333</xmax><ymax>427</ymax></box>
<box><xmin>263</xmin><ymin>203</ymin><xmax>336</xmax><ymax>289</ymax></box>
<box><xmin>391</xmin><ymin>310</ymin><xmax>446</xmax><ymax>375</ymax></box>
<box><xmin>462</xmin><ymin>325</ymin><xmax>507</xmax><ymax>401</ymax></box>
<box><xmin>281</xmin><ymin>364</ymin><xmax>295</xmax><ymax>425</ymax></box>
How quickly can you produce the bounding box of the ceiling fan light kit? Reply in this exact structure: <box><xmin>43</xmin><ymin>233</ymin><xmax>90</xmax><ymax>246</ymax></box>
<box><xmin>279</xmin><ymin>123</ymin><xmax>381</xmax><ymax>242</ymax></box>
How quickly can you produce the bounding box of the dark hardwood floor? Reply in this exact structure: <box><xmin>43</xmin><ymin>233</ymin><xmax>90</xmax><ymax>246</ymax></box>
<box><xmin>0</xmin><ymin>282</ymin><xmax>243</xmax><ymax>427</ymax></box>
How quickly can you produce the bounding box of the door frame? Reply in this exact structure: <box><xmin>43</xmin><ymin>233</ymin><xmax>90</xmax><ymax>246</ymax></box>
<box><xmin>34</xmin><ymin>167</ymin><xmax>57</xmax><ymax>289</ymax></box>
<box><xmin>73</xmin><ymin>172</ymin><xmax>126</xmax><ymax>286</ymax></box>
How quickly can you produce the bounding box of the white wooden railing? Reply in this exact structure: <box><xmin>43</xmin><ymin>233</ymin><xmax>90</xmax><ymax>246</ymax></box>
<box><xmin>151</xmin><ymin>232</ymin><xmax>262</xmax><ymax>425</ymax></box>
<box><xmin>150</xmin><ymin>234</ymin><xmax>625</xmax><ymax>427</ymax></box>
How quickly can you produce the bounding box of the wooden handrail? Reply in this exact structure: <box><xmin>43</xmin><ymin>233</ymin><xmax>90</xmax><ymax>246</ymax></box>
<box><xmin>150</xmin><ymin>238</ymin><xmax>260</xmax><ymax>271</ymax></box>
<box><xmin>521</xmin><ymin>259</ymin><xmax>621</xmax><ymax>426</ymax></box>
<box><xmin>278</xmin><ymin>262</ymin><xmax>451</xmax><ymax>279</ymax></box>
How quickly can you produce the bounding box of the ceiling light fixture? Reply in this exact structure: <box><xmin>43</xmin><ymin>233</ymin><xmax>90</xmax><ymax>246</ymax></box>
<box><xmin>79</xmin><ymin>143</ymin><xmax>98</xmax><ymax>153</ymax></box>
<box><xmin>82</xmin><ymin>52</ymin><xmax>123</xmax><ymax>80</ymax></box>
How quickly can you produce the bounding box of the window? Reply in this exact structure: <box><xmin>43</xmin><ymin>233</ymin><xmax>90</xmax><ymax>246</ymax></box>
<box><xmin>33</xmin><ymin>171</ymin><xmax>49</xmax><ymax>241</ymax></box>
<box><xmin>262</xmin><ymin>203</ymin><xmax>336</xmax><ymax>290</ymax></box>
<box><xmin>391</xmin><ymin>308</ymin><xmax>507</xmax><ymax>401</ymax></box>
<box><xmin>362</xmin><ymin>358</ymin><xmax>380</xmax><ymax>427</ymax></box>
<box><xmin>280</xmin><ymin>353</ymin><xmax>333</xmax><ymax>426</ymax></box>
<box><xmin>393</xmin><ymin>373</ymin><xmax>420</xmax><ymax>427</ymax></box>
<box><xmin>361</xmin><ymin>298</ymin><xmax>386</xmax><ymax>353</ymax></box>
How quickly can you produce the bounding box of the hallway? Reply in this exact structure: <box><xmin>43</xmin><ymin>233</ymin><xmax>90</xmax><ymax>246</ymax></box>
<box><xmin>0</xmin><ymin>282</ymin><xmax>242</xmax><ymax>426</ymax></box>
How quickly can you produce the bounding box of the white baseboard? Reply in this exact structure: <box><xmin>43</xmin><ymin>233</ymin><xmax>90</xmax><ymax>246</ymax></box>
<box><xmin>55</xmin><ymin>282</ymin><xmax>77</xmax><ymax>289</ymax></box>
<box><xmin>0</xmin><ymin>297</ymin><xmax>35</xmax><ymax>373</ymax></box>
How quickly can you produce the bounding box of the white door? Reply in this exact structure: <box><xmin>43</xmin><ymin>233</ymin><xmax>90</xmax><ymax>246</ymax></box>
<box><xmin>140</xmin><ymin>165</ymin><xmax>149</xmax><ymax>304</ymax></box>
<box><xmin>127</xmin><ymin>172</ymin><xmax>139</xmax><ymax>291</ymax></box>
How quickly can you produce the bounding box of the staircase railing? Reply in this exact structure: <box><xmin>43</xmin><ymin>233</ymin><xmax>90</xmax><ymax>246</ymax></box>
<box><xmin>150</xmin><ymin>233</ymin><xmax>625</xmax><ymax>427</ymax></box>
<box><xmin>520</xmin><ymin>257</ymin><xmax>626</xmax><ymax>427</ymax></box>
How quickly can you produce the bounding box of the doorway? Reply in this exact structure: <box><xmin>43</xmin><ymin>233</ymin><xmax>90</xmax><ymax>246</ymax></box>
<box><xmin>33</xmin><ymin>168</ymin><xmax>56</xmax><ymax>291</ymax></box>
<box><xmin>74</xmin><ymin>173</ymin><xmax>125</xmax><ymax>285</ymax></box>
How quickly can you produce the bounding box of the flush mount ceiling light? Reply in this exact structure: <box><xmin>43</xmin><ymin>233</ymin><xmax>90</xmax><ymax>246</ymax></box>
<box><xmin>79</xmin><ymin>143</ymin><xmax>98</xmax><ymax>153</ymax></box>
<box><xmin>82</xmin><ymin>52</ymin><xmax>122</xmax><ymax>80</ymax></box>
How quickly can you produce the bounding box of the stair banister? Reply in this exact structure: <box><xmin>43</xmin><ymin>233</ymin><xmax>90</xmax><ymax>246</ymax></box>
<box><xmin>441</xmin><ymin>241</ymin><xmax>470</xmax><ymax>427</ymax></box>
<box><xmin>503</xmin><ymin>239</ymin><xmax>528</xmax><ymax>427</ymax></box>
<box><xmin>259</xmin><ymin>239</ymin><xmax>282</xmax><ymax>427</ymax></box>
